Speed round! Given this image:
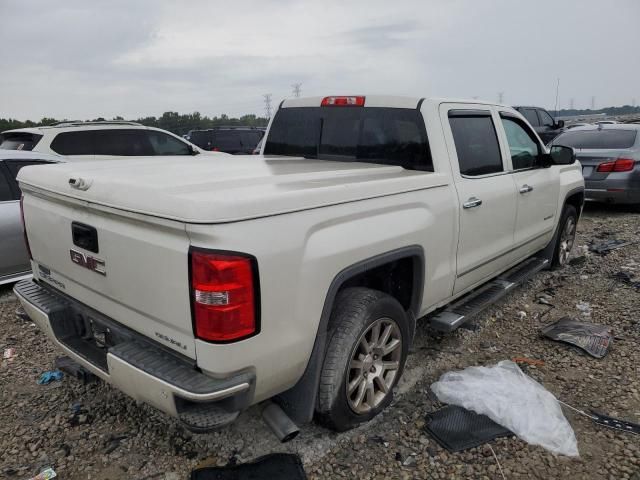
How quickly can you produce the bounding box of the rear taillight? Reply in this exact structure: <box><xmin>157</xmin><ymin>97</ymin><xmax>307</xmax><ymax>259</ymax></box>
<box><xmin>596</xmin><ymin>158</ymin><xmax>635</xmax><ymax>172</ymax></box>
<box><xmin>321</xmin><ymin>96</ymin><xmax>365</xmax><ymax>107</ymax></box>
<box><xmin>19</xmin><ymin>195</ymin><xmax>32</xmax><ymax>260</ymax></box>
<box><xmin>190</xmin><ymin>249</ymin><xmax>258</xmax><ymax>342</ymax></box>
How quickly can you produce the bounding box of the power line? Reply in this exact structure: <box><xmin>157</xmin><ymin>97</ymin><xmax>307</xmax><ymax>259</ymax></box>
<box><xmin>292</xmin><ymin>83</ymin><xmax>302</xmax><ymax>98</ymax></box>
<box><xmin>263</xmin><ymin>94</ymin><xmax>273</xmax><ymax>118</ymax></box>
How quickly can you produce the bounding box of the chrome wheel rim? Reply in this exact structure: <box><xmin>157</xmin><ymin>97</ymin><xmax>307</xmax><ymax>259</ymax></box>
<box><xmin>558</xmin><ymin>216</ymin><xmax>576</xmax><ymax>265</ymax></box>
<box><xmin>346</xmin><ymin>317</ymin><xmax>402</xmax><ymax>414</ymax></box>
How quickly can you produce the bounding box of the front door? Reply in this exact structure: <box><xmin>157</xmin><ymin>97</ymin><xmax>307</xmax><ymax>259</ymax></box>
<box><xmin>442</xmin><ymin>105</ymin><xmax>518</xmax><ymax>294</ymax></box>
<box><xmin>497</xmin><ymin>114</ymin><xmax>560</xmax><ymax>256</ymax></box>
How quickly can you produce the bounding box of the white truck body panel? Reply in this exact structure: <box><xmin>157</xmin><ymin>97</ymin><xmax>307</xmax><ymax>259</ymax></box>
<box><xmin>15</xmin><ymin>96</ymin><xmax>584</xmax><ymax>422</ymax></box>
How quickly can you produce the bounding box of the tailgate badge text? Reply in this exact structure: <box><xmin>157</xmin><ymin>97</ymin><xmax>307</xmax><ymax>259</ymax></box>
<box><xmin>70</xmin><ymin>249</ymin><xmax>106</xmax><ymax>276</ymax></box>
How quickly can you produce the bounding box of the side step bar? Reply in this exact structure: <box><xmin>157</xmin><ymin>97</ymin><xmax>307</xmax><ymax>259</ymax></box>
<box><xmin>429</xmin><ymin>257</ymin><xmax>549</xmax><ymax>332</ymax></box>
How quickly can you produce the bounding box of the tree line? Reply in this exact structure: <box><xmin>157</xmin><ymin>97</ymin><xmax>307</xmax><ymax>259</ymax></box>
<box><xmin>556</xmin><ymin>105</ymin><xmax>640</xmax><ymax>117</ymax></box>
<box><xmin>0</xmin><ymin>112</ymin><xmax>270</xmax><ymax>136</ymax></box>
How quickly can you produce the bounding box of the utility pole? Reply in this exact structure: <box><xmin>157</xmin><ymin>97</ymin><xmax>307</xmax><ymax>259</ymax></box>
<box><xmin>263</xmin><ymin>94</ymin><xmax>273</xmax><ymax>118</ymax></box>
<box><xmin>591</xmin><ymin>96</ymin><xmax>595</xmax><ymax>110</ymax></box>
<box><xmin>292</xmin><ymin>83</ymin><xmax>302</xmax><ymax>98</ymax></box>
<box><xmin>633</xmin><ymin>98</ymin><xmax>637</xmax><ymax>108</ymax></box>
<box><xmin>498</xmin><ymin>92</ymin><xmax>504</xmax><ymax>104</ymax></box>
<box><xmin>553</xmin><ymin>78</ymin><xmax>560</xmax><ymax>117</ymax></box>
<box><xmin>569</xmin><ymin>98</ymin><xmax>575</xmax><ymax>110</ymax></box>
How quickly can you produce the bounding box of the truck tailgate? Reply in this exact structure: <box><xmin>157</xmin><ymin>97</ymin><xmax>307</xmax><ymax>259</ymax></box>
<box><xmin>22</xmin><ymin>192</ymin><xmax>196</xmax><ymax>358</ymax></box>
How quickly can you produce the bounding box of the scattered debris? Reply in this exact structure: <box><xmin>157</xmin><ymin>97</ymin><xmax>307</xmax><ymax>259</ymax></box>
<box><xmin>190</xmin><ymin>453</ymin><xmax>307</xmax><ymax>480</ymax></box>
<box><xmin>28</xmin><ymin>468</ymin><xmax>57</xmax><ymax>480</ymax></box>
<box><xmin>431</xmin><ymin>360</ymin><xmax>579</xmax><ymax>456</ymax></box>
<box><xmin>541</xmin><ymin>317</ymin><xmax>612</xmax><ymax>358</ymax></box>
<box><xmin>559</xmin><ymin>401</ymin><xmax>640</xmax><ymax>436</ymax></box>
<box><xmin>424</xmin><ymin>405</ymin><xmax>511</xmax><ymax>452</ymax></box>
<box><xmin>611</xmin><ymin>271</ymin><xmax>640</xmax><ymax>290</ymax></box>
<box><xmin>589</xmin><ymin>239</ymin><xmax>632</xmax><ymax>255</ymax></box>
<box><xmin>568</xmin><ymin>255</ymin><xmax>587</xmax><ymax>266</ymax></box>
<box><xmin>575</xmin><ymin>301</ymin><xmax>592</xmax><ymax>317</ymax></box>
<box><xmin>54</xmin><ymin>356</ymin><xmax>98</xmax><ymax>384</ymax></box>
<box><xmin>3</xmin><ymin>347</ymin><xmax>16</xmax><ymax>360</ymax></box>
<box><xmin>69</xmin><ymin>404</ymin><xmax>93</xmax><ymax>426</ymax></box>
<box><xmin>37</xmin><ymin>370</ymin><xmax>63</xmax><ymax>385</ymax></box>
<box><xmin>15</xmin><ymin>306</ymin><xmax>29</xmax><ymax>321</ymax></box>
<box><xmin>512</xmin><ymin>357</ymin><xmax>545</xmax><ymax>367</ymax></box>
<box><xmin>516</xmin><ymin>311</ymin><xmax>527</xmax><ymax>320</ymax></box>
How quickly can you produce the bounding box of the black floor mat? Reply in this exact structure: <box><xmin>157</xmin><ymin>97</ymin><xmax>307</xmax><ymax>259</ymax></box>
<box><xmin>190</xmin><ymin>453</ymin><xmax>307</xmax><ymax>480</ymax></box>
<box><xmin>424</xmin><ymin>405</ymin><xmax>512</xmax><ymax>452</ymax></box>
<box><xmin>540</xmin><ymin>317</ymin><xmax>612</xmax><ymax>358</ymax></box>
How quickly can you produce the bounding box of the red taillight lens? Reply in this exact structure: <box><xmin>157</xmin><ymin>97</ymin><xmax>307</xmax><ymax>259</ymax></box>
<box><xmin>19</xmin><ymin>195</ymin><xmax>32</xmax><ymax>260</ymax></box>
<box><xmin>190</xmin><ymin>250</ymin><xmax>257</xmax><ymax>342</ymax></box>
<box><xmin>613</xmin><ymin>158</ymin><xmax>635</xmax><ymax>172</ymax></box>
<box><xmin>597</xmin><ymin>158</ymin><xmax>635</xmax><ymax>172</ymax></box>
<box><xmin>321</xmin><ymin>96</ymin><xmax>365</xmax><ymax>107</ymax></box>
<box><xmin>212</xmin><ymin>147</ymin><xmax>220</xmax><ymax>151</ymax></box>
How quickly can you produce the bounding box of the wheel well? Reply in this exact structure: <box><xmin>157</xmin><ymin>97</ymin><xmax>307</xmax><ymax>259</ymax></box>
<box><xmin>565</xmin><ymin>191</ymin><xmax>585</xmax><ymax>218</ymax></box>
<box><xmin>339</xmin><ymin>256</ymin><xmax>418</xmax><ymax>314</ymax></box>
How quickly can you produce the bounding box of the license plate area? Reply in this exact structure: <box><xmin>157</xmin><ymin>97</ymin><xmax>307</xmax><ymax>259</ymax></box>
<box><xmin>49</xmin><ymin>306</ymin><xmax>134</xmax><ymax>372</ymax></box>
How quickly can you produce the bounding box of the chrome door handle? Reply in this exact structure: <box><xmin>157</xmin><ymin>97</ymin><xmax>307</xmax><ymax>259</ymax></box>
<box><xmin>463</xmin><ymin>197</ymin><xmax>482</xmax><ymax>209</ymax></box>
<box><xmin>519</xmin><ymin>184</ymin><xmax>534</xmax><ymax>194</ymax></box>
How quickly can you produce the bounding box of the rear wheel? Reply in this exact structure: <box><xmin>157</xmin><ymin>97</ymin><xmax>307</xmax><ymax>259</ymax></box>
<box><xmin>316</xmin><ymin>288</ymin><xmax>410</xmax><ymax>431</ymax></box>
<box><xmin>551</xmin><ymin>204</ymin><xmax>578</xmax><ymax>269</ymax></box>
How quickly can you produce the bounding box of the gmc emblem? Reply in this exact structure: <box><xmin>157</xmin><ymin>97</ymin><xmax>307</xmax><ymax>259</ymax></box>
<box><xmin>70</xmin><ymin>249</ymin><xmax>106</xmax><ymax>276</ymax></box>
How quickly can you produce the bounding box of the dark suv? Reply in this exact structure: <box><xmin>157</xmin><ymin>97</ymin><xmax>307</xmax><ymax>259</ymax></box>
<box><xmin>187</xmin><ymin>127</ymin><xmax>265</xmax><ymax>154</ymax></box>
<box><xmin>513</xmin><ymin>106</ymin><xmax>565</xmax><ymax>144</ymax></box>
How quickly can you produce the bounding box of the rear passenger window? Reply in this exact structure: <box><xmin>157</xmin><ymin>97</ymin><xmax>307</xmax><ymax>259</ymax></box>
<box><xmin>5</xmin><ymin>160</ymin><xmax>53</xmax><ymax>198</ymax></box>
<box><xmin>94</xmin><ymin>130</ymin><xmax>153</xmax><ymax>156</ymax></box>
<box><xmin>50</xmin><ymin>131</ymin><xmax>94</xmax><ymax>155</ymax></box>
<box><xmin>448</xmin><ymin>112</ymin><xmax>503</xmax><ymax>176</ymax></box>
<box><xmin>521</xmin><ymin>109</ymin><xmax>540</xmax><ymax>127</ymax></box>
<box><xmin>0</xmin><ymin>133</ymin><xmax>43</xmax><ymax>151</ymax></box>
<box><xmin>500</xmin><ymin>117</ymin><xmax>541</xmax><ymax>170</ymax></box>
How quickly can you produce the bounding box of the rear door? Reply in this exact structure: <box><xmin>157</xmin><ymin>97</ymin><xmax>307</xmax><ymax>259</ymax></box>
<box><xmin>497</xmin><ymin>114</ymin><xmax>559</xmax><ymax>255</ymax></box>
<box><xmin>442</xmin><ymin>105</ymin><xmax>518</xmax><ymax>294</ymax></box>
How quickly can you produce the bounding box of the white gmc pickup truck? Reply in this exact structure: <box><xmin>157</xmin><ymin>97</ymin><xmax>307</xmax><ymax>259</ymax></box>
<box><xmin>15</xmin><ymin>96</ymin><xmax>584</xmax><ymax>434</ymax></box>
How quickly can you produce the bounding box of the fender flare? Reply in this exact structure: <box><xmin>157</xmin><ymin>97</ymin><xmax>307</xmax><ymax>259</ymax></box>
<box><xmin>274</xmin><ymin>246</ymin><xmax>425</xmax><ymax>424</ymax></box>
<box><xmin>541</xmin><ymin>186</ymin><xmax>585</xmax><ymax>262</ymax></box>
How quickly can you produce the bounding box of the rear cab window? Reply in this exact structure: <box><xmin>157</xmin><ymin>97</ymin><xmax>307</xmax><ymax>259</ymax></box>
<box><xmin>264</xmin><ymin>106</ymin><xmax>432</xmax><ymax>171</ymax></box>
<box><xmin>0</xmin><ymin>132</ymin><xmax>43</xmax><ymax>151</ymax></box>
<box><xmin>448</xmin><ymin>110</ymin><xmax>503</xmax><ymax>176</ymax></box>
<box><xmin>552</xmin><ymin>129</ymin><xmax>638</xmax><ymax>149</ymax></box>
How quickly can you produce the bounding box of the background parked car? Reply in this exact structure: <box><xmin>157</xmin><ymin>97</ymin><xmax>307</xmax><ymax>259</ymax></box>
<box><xmin>0</xmin><ymin>151</ymin><xmax>62</xmax><ymax>285</ymax></box>
<box><xmin>513</xmin><ymin>106</ymin><xmax>565</xmax><ymax>143</ymax></box>
<box><xmin>0</xmin><ymin>121</ymin><xmax>217</xmax><ymax>160</ymax></box>
<box><xmin>551</xmin><ymin>124</ymin><xmax>640</xmax><ymax>207</ymax></box>
<box><xmin>186</xmin><ymin>126</ymin><xmax>265</xmax><ymax>154</ymax></box>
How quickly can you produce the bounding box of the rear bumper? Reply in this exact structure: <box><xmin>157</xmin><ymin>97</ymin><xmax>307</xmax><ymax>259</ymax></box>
<box><xmin>13</xmin><ymin>279</ymin><xmax>254</xmax><ymax>430</ymax></box>
<box><xmin>585</xmin><ymin>178</ymin><xmax>640</xmax><ymax>204</ymax></box>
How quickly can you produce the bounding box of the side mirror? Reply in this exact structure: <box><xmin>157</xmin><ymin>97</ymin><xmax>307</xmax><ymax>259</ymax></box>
<box><xmin>554</xmin><ymin>120</ymin><xmax>565</xmax><ymax>129</ymax></box>
<box><xmin>549</xmin><ymin>145</ymin><xmax>575</xmax><ymax>165</ymax></box>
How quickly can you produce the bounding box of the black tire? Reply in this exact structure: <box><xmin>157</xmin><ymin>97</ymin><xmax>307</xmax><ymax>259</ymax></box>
<box><xmin>551</xmin><ymin>204</ymin><xmax>578</xmax><ymax>269</ymax></box>
<box><xmin>316</xmin><ymin>287</ymin><xmax>410</xmax><ymax>431</ymax></box>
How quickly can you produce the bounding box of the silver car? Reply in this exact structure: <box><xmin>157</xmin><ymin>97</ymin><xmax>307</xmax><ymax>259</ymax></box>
<box><xmin>551</xmin><ymin>124</ymin><xmax>640</xmax><ymax>206</ymax></box>
<box><xmin>0</xmin><ymin>151</ymin><xmax>62</xmax><ymax>285</ymax></box>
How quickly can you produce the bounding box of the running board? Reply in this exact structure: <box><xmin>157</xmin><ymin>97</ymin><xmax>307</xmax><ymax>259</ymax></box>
<box><xmin>429</xmin><ymin>257</ymin><xmax>549</xmax><ymax>332</ymax></box>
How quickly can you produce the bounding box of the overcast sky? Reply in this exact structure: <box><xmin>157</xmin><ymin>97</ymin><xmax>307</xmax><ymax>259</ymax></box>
<box><xmin>1</xmin><ymin>0</ymin><xmax>638</xmax><ymax>120</ymax></box>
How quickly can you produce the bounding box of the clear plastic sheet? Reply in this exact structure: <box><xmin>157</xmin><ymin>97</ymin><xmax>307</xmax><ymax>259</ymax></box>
<box><xmin>431</xmin><ymin>360</ymin><xmax>579</xmax><ymax>457</ymax></box>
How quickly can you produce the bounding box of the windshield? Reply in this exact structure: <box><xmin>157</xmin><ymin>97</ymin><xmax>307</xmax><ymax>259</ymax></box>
<box><xmin>264</xmin><ymin>107</ymin><xmax>432</xmax><ymax>171</ymax></box>
<box><xmin>552</xmin><ymin>129</ymin><xmax>637</xmax><ymax>149</ymax></box>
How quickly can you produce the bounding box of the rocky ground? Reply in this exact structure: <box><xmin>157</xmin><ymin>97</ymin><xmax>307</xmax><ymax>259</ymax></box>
<box><xmin>1</xmin><ymin>203</ymin><xmax>639</xmax><ymax>480</ymax></box>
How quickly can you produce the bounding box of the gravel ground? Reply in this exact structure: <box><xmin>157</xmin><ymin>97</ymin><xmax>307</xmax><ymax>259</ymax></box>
<box><xmin>1</xmin><ymin>203</ymin><xmax>639</xmax><ymax>480</ymax></box>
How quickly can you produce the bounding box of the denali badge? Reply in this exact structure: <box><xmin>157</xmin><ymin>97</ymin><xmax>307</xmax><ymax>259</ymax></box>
<box><xmin>70</xmin><ymin>249</ymin><xmax>106</xmax><ymax>276</ymax></box>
